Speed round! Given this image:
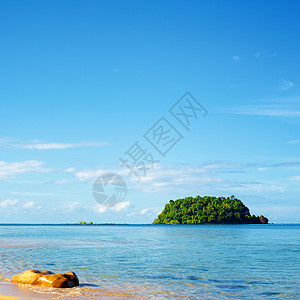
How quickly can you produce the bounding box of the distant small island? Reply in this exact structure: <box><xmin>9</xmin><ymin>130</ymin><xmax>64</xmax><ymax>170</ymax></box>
<box><xmin>153</xmin><ymin>195</ymin><xmax>268</xmax><ymax>224</ymax></box>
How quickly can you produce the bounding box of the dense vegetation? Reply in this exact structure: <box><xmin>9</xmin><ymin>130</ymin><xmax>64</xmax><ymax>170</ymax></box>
<box><xmin>153</xmin><ymin>195</ymin><xmax>268</xmax><ymax>224</ymax></box>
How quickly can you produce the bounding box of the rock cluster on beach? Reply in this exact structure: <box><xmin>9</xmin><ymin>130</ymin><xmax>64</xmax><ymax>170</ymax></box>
<box><xmin>11</xmin><ymin>269</ymin><xmax>79</xmax><ymax>288</ymax></box>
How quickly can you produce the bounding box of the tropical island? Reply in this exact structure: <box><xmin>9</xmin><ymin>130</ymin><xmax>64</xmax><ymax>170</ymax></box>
<box><xmin>153</xmin><ymin>195</ymin><xmax>268</xmax><ymax>224</ymax></box>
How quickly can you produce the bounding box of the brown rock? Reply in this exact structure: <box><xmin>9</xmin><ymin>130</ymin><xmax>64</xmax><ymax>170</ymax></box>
<box><xmin>11</xmin><ymin>269</ymin><xmax>79</xmax><ymax>288</ymax></box>
<box><xmin>259</xmin><ymin>215</ymin><xmax>269</xmax><ymax>224</ymax></box>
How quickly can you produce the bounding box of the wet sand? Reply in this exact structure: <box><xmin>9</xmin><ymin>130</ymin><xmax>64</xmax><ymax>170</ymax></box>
<box><xmin>0</xmin><ymin>295</ymin><xmax>19</xmax><ymax>300</ymax></box>
<box><xmin>0</xmin><ymin>280</ymin><xmax>52</xmax><ymax>300</ymax></box>
<box><xmin>0</xmin><ymin>279</ymin><xmax>143</xmax><ymax>300</ymax></box>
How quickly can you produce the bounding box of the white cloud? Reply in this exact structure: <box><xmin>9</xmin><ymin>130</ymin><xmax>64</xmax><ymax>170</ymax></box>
<box><xmin>72</xmin><ymin>160</ymin><xmax>300</xmax><ymax>198</ymax></box>
<box><xmin>121</xmin><ymin>163</ymin><xmax>231</xmax><ymax>195</ymax></box>
<box><xmin>227</xmin><ymin>97</ymin><xmax>300</xmax><ymax>118</ymax></box>
<box><xmin>23</xmin><ymin>201</ymin><xmax>34</xmax><ymax>208</ymax></box>
<box><xmin>0</xmin><ymin>137</ymin><xmax>14</xmax><ymax>146</ymax></box>
<box><xmin>287</xmin><ymin>140</ymin><xmax>299</xmax><ymax>144</ymax></box>
<box><xmin>233</xmin><ymin>56</ymin><xmax>240</xmax><ymax>61</ymax></box>
<box><xmin>115</xmin><ymin>201</ymin><xmax>133</xmax><ymax>211</ymax></box>
<box><xmin>95</xmin><ymin>201</ymin><xmax>134</xmax><ymax>214</ymax></box>
<box><xmin>222</xmin><ymin>182</ymin><xmax>285</xmax><ymax>193</ymax></box>
<box><xmin>0</xmin><ymin>199</ymin><xmax>18</xmax><ymax>208</ymax></box>
<box><xmin>131</xmin><ymin>163</ymin><xmax>287</xmax><ymax>195</ymax></box>
<box><xmin>10</xmin><ymin>191</ymin><xmax>64</xmax><ymax>197</ymax></box>
<box><xmin>0</xmin><ymin>139</ymin><xmax>106</xmax><ymax>150</ymax></box>
<box><xmin>231</xmin><ymin>106</ymin><xmax>300</xmax><ymax>117</ymax></box>
<box><xmin>74</xmin><ymin>167</ymin><xmax>131</xmax><ymax>182</ymax></box>
<box><xmin>153</xmin><ymin>182</ymin><xmax>168</xmax><ymax>187</ymax></box>
<box><xmin>141</xmin><ymin>208</ymin><xmax>153</xmax><ymax>215</ymax></box>
<box><xmin>255</xmin><ymin>52</ymin><xmax>261</xmax><ymax>58</ymax></box>
<box><xmin>63</xmin><ymin>201</ymin><xmax>83</xmax><ymax>212</ymax></box>
<box><xmin>75</xmin><ymin>169</ymin><xmax>106</xmax><ymax>181</ymax></box>
<box><xmin>54</xmin><ymin>179</ymin><xmax>72</xmax><ymax>184</ymax></box>
<box><xmin>258</xmin><ymin>167</ymin><xmax>268</xmax><ymax>172</ymax></box>
<box><xmin>97</xmin><ymin>206</ymin><xmax>107</xmax><ymax>213</ymax></box>
<box><xmin>65</xmin><ymin>167</ymin><xmax>76</xmax><ymax>173</ymax></box>
<box><xmin>0</xmin><ymin>160</ymin><xmax>49</xmax><ymax>179</ymax></box>
<box><xmin>290</xmin><ymin>176</ymin><xmax>300</xmax><ymax>182</ymax></box>
<box><xmin>278</xmin><ymin>80</ymin><xmax>294</xmax><ymax>92</ymax></box>
<box><xmin>19</xmin><ymin>142</ymin><xmax>106</xmax><ymax>150</ymax></box>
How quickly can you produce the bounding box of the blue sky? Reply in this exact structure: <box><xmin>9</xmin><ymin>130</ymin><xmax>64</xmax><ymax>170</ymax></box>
<box><xmin>0</xmin><ymin>0</ymin><xmax>300</xmax><ymax>223</ymax></box>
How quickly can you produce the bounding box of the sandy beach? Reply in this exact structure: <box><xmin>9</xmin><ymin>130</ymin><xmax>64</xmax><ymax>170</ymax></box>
<box><xmin>0</xmin><ymin>283</ymin><xmax>19</xmax><ymax>300</ymax></box>
<box><xmin>0</xmin><ymin>278</ymin><xmax>141</xmax><ymax>300</ymax></box>
<box><xmin>0</xmin><ymin>279</ymin><xmax>53</xmax><ymax>300</ymax></box>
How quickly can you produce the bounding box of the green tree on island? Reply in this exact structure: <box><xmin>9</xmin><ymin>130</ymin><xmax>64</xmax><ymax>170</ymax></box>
<box><xmin>153</xmin><ymin>195</ymin><xmax>268</xmax><ymax>224</ymax></box>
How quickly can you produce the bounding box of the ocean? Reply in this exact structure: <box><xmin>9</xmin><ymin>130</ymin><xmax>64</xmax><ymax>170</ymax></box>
<box><xmin>0</xmin><ymin>224</ymin><xmax>299</xmax><ymax>299</ymax></box>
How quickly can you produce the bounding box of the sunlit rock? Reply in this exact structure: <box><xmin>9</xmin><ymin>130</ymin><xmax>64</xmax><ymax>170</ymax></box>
<box><xmin>11</xmin><ymin>269</ymin><xmax>79</xmax><ymax>288</ymax></box>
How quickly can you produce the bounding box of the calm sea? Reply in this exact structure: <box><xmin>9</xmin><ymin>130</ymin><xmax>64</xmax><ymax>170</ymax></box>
<box><xmin>0</xmin><ymin>224</ymin><xmax>299</xmax><ymax>299</ymax></box>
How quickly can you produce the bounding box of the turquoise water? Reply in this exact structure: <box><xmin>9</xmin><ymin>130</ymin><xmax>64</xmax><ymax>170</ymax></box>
<box><xmin>0</xmin><ymin>224</ymin><xmax>299</xmax><ymax>299</ymax></box>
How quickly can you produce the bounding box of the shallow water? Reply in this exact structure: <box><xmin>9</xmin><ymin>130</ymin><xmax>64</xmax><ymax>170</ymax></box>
<box><xmin>0</xmin><ymin>224</ymin><xmax>299</xmax><ymax>299</ymax></box>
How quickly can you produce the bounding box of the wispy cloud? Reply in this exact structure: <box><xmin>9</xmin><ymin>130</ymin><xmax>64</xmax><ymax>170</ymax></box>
<box><xmin>62</xmin><ymin>201</ymin><xmax>84</xmax><ymax>213</ymax></box>
<box><xmin>290</xmin><ymin>176</ymin><xmax>300</xmax><ymax>182</ymax></box>
<box><xmin>255</xmin><ymin>52</ymin><xmax>261</xmax><ymax>58</ymax></box>
<box><xmin>95</xmin><ymin>201</ymin><xmax>134</xmax><ymax>213</ymax></box>
<box><xmin>226</xmin><ymin>97</ymin><xmax>300</xmax><ymax>118</ymax></box>
<box><xmin>65</xmin><ymin>167</ymin><xmax>76</xmax><ymax>173</ymax></box>
<box><xmin>266</xmin><ymin>161</ymin><xmax>300</xmax><ymax>168</ymax></box>
<box><xmin>127</xmin><ymin>162</ymin><xmax>291</xmax><ymax>194</ymax></box>
<box><xmin>71</xmin><ymin>162</ymin><xmax>230</xmax><ymax>195</ymax></box>
<box><xmin>23</xmin><ymin>201</ymin><xmax>34</xmax><ymax>209</ymax></box>
<box><xmin>287</xmin><ymin>140</ymin><xmax>299</xmax><ymax>144</ymax></box>
<box><xmin>221</xmin><ymin>182</ymin><xmax>285</xmax><ymax>193</ymax></box>
<box><xmin>19</xmin><ymin>142</ymin><xmax>106</xmax><ymax>150</ymax></box>
<box><xmin>0</xmin><ymin>139</ymin><xmax>106</xmax><ymax>150</ymax></box>
<box><xmin>0</xmin><ymin>137</ymin><xmax>14</xmax><ymax>145</ymax></box>
<box><xmin>140</xmin><ymin>208</ymin><xmax>154</xmax><ymax>215</ymax></box>
<box><xmin>233</xmin><ymin>56</ymin><xmax>240</xmax><ymax>62</ymax></box>
<box><xmin>54</xmin><ymin>179</ymin><xmax>73</xmax><ymax>184</ymax></box>
<box><xmin>0</xmin><ymin>160</ymin><xmax>50</xmax><ymax>179</ymax></box>
<box><xmin>230</xmin><ymin>106</ymin><xmax>300</xmax><ymax>117</ymax></box>
<box><xmin>0</xmin><ymin>199</ymin><xmax>18</xmax><ymax>208</ymax></box>
<box><xmin>75</xmin><ymin>168</ymin><xmax>108</xmax><ymax>181</ymax></box>
<box><xmin>278</xmin><ymin>79</ymin><xmax>294</xmax><ymax>91</ymax></box>
<box><xmin>10</xmin><ymin>191</ymin><xmax>65</xmax><ymax>197</ymax></box>
<box><xmin>73</xmin><ymin>160</ymin><xmax>300</xmax><ymax>191</ymax></box>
